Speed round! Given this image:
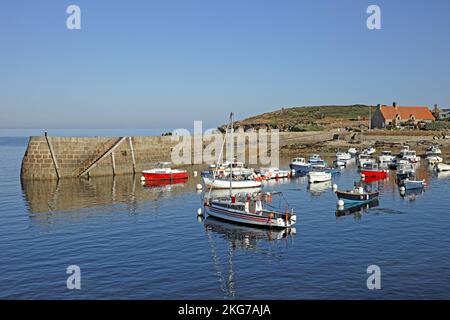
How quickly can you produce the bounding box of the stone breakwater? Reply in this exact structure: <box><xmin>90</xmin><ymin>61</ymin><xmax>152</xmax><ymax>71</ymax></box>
<box><xmin>21</xmin><ymin>132</ymin><xmax>334</xmax><ymax>180</ymax></box>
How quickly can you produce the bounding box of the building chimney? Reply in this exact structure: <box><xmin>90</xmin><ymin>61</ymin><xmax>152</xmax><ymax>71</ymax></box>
<box><xmin>393</xmin><ymin>102</ymin><xmax>397</xmax><ymax>108</ymax></box>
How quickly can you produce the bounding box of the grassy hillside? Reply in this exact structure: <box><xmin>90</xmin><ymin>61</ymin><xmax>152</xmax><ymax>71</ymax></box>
<box><xmin>228</xmin><ymin>104</ymin><xmax>376</xmax><ymax>132</ymax></box>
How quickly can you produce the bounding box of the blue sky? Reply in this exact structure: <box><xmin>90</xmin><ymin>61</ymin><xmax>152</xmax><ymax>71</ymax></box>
<box><xmin>1</xmin><ymin>0</ymin><xmax>450</xmax><ymax>129</ymax></box>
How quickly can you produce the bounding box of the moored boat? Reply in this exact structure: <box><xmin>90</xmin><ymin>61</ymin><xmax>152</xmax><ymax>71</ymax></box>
<box><xmin>204</xmin><ymin>192</ymin><xmax>296</xmax><ymax>229</ymax></box>
<box><xmin>379</xmin><ymin>150</ymin><xmax>395</xmax><ymax>163</ymax></box>
<box><xmin>358</xmin><ymin>153</ymin><xmax>375</xmax><ymax>168</ymax></box>
<box><xmin>402</xmin><ymin>150</ymin><xmax>421</xmax><ymax>163</ymax></box>
<box><xmin>426</xmin><ymin>145</ymin><xmax>442</xmax><ymax>156</ymax></box>
<box><xmin>260</xmin><ymin>167</ymin><xmax>290</xmax><ymax>179</ymax></box>
<box><xmin>203</xmin><ymin>112</ymin><xmax>296</xmax><ymax>229</ymax></box>
<box><xmin>360</xmin><ymin>162</ymin><xmax>388</xmax><ymax>179</ymax></box>
<box><xmin>336</xmin><ymin>152</ymin><xmax>351</xmax><ymax>161</ymax></box>
<box><xmin>396</xmin><ymin>160</ymin><xmax>415</xmax><ymax>181</ymax></box>
<box><xmin>202</xmin><ymin>175</ymin><xmax>262</xmax><ymax>189</ymax></box>
<box><xmin>348</xmin><ymin>147</ymin><xmax>358</xmax><ymax>157</ymax></box>
<box><xmin>336</xmin><ymin>185</ymin><xmax>379</xmax><ymax>204</ymax></box>
<box><xmin>289</xmin><ymin>157</ymin><xmax>311</xmax><ymax>175</ymax></box>
<box><xmin>142</xmin><ymin>162</ymin><xmax>188</xmax><ymax>180</ymax></box>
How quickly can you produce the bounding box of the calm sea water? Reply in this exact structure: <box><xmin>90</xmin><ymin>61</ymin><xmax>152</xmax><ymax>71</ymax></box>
<box><xmin>1</xmin><ymin>135</ymin><xmax>450</xmax><ymax>299</ymax></box>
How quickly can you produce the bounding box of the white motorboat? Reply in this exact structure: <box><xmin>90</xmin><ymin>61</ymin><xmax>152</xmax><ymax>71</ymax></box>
<box><xmin>426</xmin><ymin>155</ymin><xmax>443</xmax><ymax>165</ymax></box>
<box><xmin>348</xmin><ymin>147</ymin><xmax>358</xmax><ymax>157</ymax></box>
<box><xmin>202</xmin><ymin>176</ymin><xmax>262</xmax><ymax>189</ymax></box>
<box><xmin>260</xmin><ymin>167</ymin><xmax>290</xmax><ymax>179</ymax></box>
<box><xmin>396</xmin><ymin>160</ymin><xmax>415</xmax><ymax>181</ymax></box>
<box><xmin>436</xmin><ymin>163</ymin><xmax>450</xmax><ymax>172</ymax></box>
<box><xmin>336</xmin><ymin>152</ymin><xmax>352</xmax><ymax>161</ymax></box>
<box><xmin>399</xmin><ymin>145</ymin><xmax>410</xmax><ymax>158</ymax></box>
<box><xmin>425</xmin><ymin>145</ymin><xmax>442</xmax><ymax>156</ymax></box>
<box><xmin>364</xmin><ymin>146</ymin><xmax>376</xmax><ymax>155</ymax></box>
<box><xmin>379</xmin><ymin>150</ymin><xmax>395</xmax><ymax>163</ymax></box>
<box><xmin>307</xmin><ymin>171</ymin><xmax>332</xmax><ymax>183</ymax></box>
<box><xmin>358</xmin><ymin>153</ymin><xmax>375</xmax><ymax>167</ymax></box>
<box><xmin>402</xmin><ymin>150</ymin><xmax>421</xmax><ymax>163</ymax></box>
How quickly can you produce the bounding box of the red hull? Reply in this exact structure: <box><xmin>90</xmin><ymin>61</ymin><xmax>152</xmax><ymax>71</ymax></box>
<box><xmin>142</xmin><ymin>172</ymin><xmax>188</xmax><ymax>180</ymax></box>
<box><xmin>143</xmin><ymin>179</ymin><xmax>187</xmax><ymax>187</ymax></box>
<box><xmin>361</xmin><ymin>170</ymin><xmax>387</xmax><ymax>179</ymax></box>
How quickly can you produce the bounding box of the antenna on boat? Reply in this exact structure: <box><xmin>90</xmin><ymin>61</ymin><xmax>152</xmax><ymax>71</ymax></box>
<box><xmin>229</xmin><ymin>112</ymin><xmax>234</xmax><ymax>199</ymax></box>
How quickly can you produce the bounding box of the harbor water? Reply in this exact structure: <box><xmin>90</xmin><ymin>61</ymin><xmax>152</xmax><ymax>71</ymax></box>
<box><xmin>1</xmin><ymin>134</ymin><xmax>450</xmax><ymax>299</ymax></box>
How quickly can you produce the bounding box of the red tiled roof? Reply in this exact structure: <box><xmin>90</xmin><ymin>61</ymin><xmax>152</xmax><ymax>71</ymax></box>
<box><xmin>379</xmin><ymin>105</ymin><xmax>435</xmax><ymax>121</ymax></box>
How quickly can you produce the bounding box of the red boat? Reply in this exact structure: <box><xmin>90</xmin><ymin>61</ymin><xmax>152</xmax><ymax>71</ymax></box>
<box><xmin>142</xmin><ymin>162</ymin><xmax>188</xmax><ymax>181</ymax></box>
<box><xmin>360</xmin><ymin>162</ymin><xmax>388</xmax><ymax>179</ymax></box>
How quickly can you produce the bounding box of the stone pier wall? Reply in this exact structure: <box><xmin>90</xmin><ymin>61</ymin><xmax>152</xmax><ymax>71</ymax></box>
<box><xmin>21</xmin><ymin>132</ymin><xmax>334</xmax><ymax>180</ymax></box>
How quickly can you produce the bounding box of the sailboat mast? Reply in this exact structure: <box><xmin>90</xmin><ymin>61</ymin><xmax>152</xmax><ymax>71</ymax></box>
<box><xmin>229</xmin><ymin>112</ymin><xmax>234</xmax><ymax>198</ymax></box>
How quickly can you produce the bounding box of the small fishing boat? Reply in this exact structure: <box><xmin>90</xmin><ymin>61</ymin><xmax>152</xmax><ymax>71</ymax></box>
<box><xmin>309</xmin><ymin>155</ymin><xmax>327</xmax><ymax>170</ymax></box>
<box><xmin>426</xmin><ymin>155</ymin><xmax>443</xmax><ymax>165</ymax></box>
<box><xmin>360</xmin><ymin>162</ymin><xmax>388</xmax><ymax>179</ymax></box>
<box><xmin>336</xmin><ymin>185</ymin><xmax>379</xmax><ymax>204</ymax></box>
<box><xmin>336</xmin><ymin>184</ymin><xmax>380</xmax><ymax>203</ymax></box>
<box><xmin>402</xmin><ymin>150</ymin><xmax>421</xmax><ymax>163</ymax></box>
<box><xmin>348</xmin><ymin>147</ymin><xmax>358</xmax><ymax>157</ymax></box>
<box><xmin>436</xmin><ymin>163</ymin><xmax>450</xmax><ymax>172</ymax></box>
<box><xmin>396</xmin><ymin>160</ymin><xmax>415</xmax><ymax>181</ymax></box>
<box><xmin>309</xmin><ymin>154</ymin><xmax>325</xmax><ymax>165</ymax></box>
<box><xmin>379</xmin><ymin>150</ymin><xmax>395</xmax><ymax>163</ymax></box>
<box><xmin>142</xmin><ymin>162</ymin><xmax>188</xmax><ymax>180</ymax></box>
<box><xmin>289</xmin><ymin>157</ymin><xmax>311</xmax><ymax>174</ymax></box>
<box><xmin>400</xmin><ymin>178</ymin><xmax>426</xmax><ymax>190</ymax></box>
<box><xmin>204</xmin><ymin>192</ymin><xmax>296</xmax><ymax>229</ymax></box>
<box><xmin>336</xmin><ymin>152</ymin><xmax>352</xmax><ymax>161</ymax></box>
<box><xmin>260</xmin><ymin>167</ymin><xmax>290</xmax><ymax>179</ymax></box>
<box><xmin>425</xmin><ymin>145</ymin><xmax>442</xmax><ymax>156</ymax></box>
<box><xmin>364</xmin><ymin>146</ymin><xmax>376</xmax><ymax>155</ymax></box>
<box><xmin>425</xmin><ymin>145</ymin><xmax>443</xmax><ymax>164</ymax></box>
<box><xmin>307</xmin><ymin>170</ymin><xmax>332</xmax><ymax>183</ymax></box>
<box><xmin>358</xmin><ymin>153</ymin><xmax>375</xmax><ymax>168</ymax></box>
<box><xmin>333</xmin><ymin>159</ymin><xmax>346</xmax><ymax>168</ymax></box>
<box><xmin>399</xmin><ymin>145</ymin><xmax>410</xmax><ymax>158</ymax></box>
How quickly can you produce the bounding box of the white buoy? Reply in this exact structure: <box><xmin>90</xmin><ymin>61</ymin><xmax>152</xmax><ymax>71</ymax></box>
<box><xmin>332</xmin><ymin>184</ymin><xmax>338</xmax><ymax>192</ymax></box>
<box><xmin>400</xmin><ymin>186</ymin><xmax>406</xmax><ymax>192</ymax></box>
<box><xmin>361</xmin><ymin>173</ymin><xmax>365</xmax><ymax>179</ymax></box>
<box><xmin>337</xmin><ymin>199</ymin><xmax>345</xmax><ymax>207</ymax></box>
<box><xmin>197</xmin><ymin>208</ymin><xmax>203</xmax><ymax>216</ymax></box>
<box><xmin>196</xmin><ymin>184</ymin><xmax>203</xmax><ymax>190</ymax></box>
<box><xmin>140</xmin><ymin>176</ymin><xmax>146</xmax><ymax>181</ymax></box>
<box><xmin>193</xmin><ymin>171</ymin><xmax>198</xmax><ymax>177</ymax></box>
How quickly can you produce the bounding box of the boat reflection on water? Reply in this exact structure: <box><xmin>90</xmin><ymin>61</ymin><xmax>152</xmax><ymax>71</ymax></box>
<box><xmin>204</xmin><ymin>216</ymin><xmax>295</xmax><ymax>298</ymax></box>
<box><xmin>204</xmin><ymin>216</ymin><xmax>296</xmax><ymax>248</ymax></box>
<box><xmin>335</xmin><ymin>199</ymin><xmax>380</xmax><ymax>217</ymax></box>
<box><xmin>141</xmin><ymin>178</ymin><xmax>188</xmax><ymax>188</ymax></box>
<box><xmin>307</xmin><ymin>180</ymin><xmax>331</xmax><ymax>196</ymax></box>
<box><xmin>400</xmin><ymin>187</ymin><xmax>425</xmax><ymax>201</ymax></box>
